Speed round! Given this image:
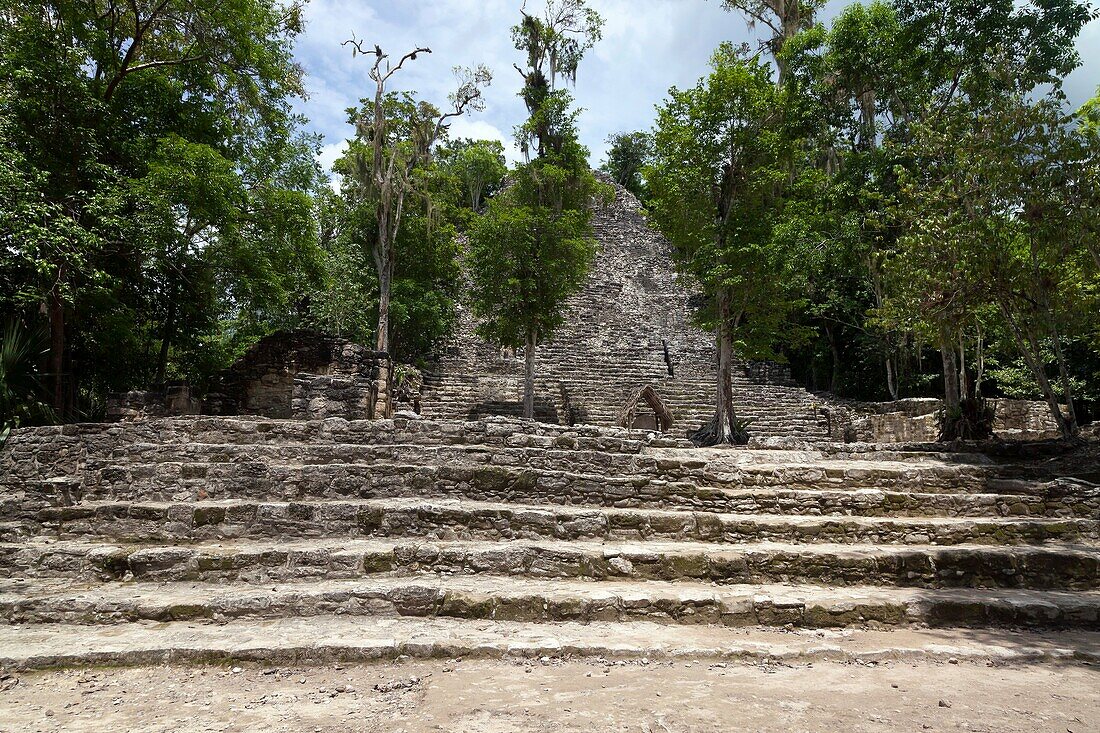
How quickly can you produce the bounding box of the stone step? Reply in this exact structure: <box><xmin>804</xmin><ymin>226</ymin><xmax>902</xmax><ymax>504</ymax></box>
<box><xmin>415</xmin><ymin>411</ymin><xmax>828</xmax><ymax>438</ymax></box>
<box><xmin>420</xmin><ymin>392</ymin><xmax>818</xmax><ymax>410</ymax></box>
<box><xmin>422</xmin><ymin>394</ymin><xmax>811</xmax><ymax>408</ymax></box>
<box><xmin>0</xmin><ymin>417</ymin><xmax>656</xmax><ymax>469</ymax></box>
<box><xmin>2</xmin><ymin>614</ymin><xmax>1097</xmax><ymax>672</ymax></box>
<box><xmin>422</xmin><ymin>372</ymin><xmax>792</xmax><ymax>387</ymax></box>
<box><xmin>52</xmin><ymin>441</ymin><xmax>1003</xmax><ymax>483</ymax></box>
<box><xmin>82</xmin><ymin>441</ymin><xmax>676</xmax><ymax>473</ymax></box>
<box><xmin>68</xmin><ymin>441</ymin><xmax>996</xmax><ymax>479</ymax></box>
<box><xmin>12</xmin><ymin>463</ymin><xmax>1092</xmax><ymax>522</ymax></box>
<box><xmin>15</xmin><ymin>498</ymin><xmax>1097</xmax><ymax>546</ymax></box>
<box><xmin>13</xmin><ymin>479</ymin><xmax>1088</xmax><ymax>526</ymax></box>
<box><xmin>421</xmin><ymin>399</ymin><xmax>828</xmax><ymax>423</ymax></box>
<box><xmin>420</xmin><ymin>372</ymin><xmax>783</xmax><ymax>383</ymax></box>
<box><xmin>422</xmin><ymin>371</ymin><xmax>780</xmax><ymax>386</ymax></box>
<box><xmin>55</xmin><ymin>458</ymin><xmax>1043</xmax><ymax>504</ymax></box>
<box><xmin>2</xmin><ymin>576</ymin><xmax>1096</xmax><ymax>630</ymax></box>
<box><xmin>4</xmin><ymin>537</ymin><xmax>1096</xmax><ymax>590</ymax></box>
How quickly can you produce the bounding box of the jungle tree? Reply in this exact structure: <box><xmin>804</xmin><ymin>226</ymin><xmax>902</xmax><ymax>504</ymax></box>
<box><xmin>716</xmin><ymin>1</ymin><xmax>825</xmax><ymax>83</ymax></box>
<box><xmin>778</xmin><ymin>0</ymin><xmax>1096</xmax><ymax>415</ymax></box>
<box><xmin>648</xmin><ymin>44</ymin><xmax>816</xmax><ymax>444</ymax></box>
<box><xmin>0</xmin><ymin>0</ymin><xmax>324</xmax><ymax>418</ymax></box>
<box><xmin>437</xmin><ymin>138</ymin><xmax>508</xmax><ymax>213</ymax></box>
<box><xmin>892</xmin><ymin>90</ymin><xmax>1100</xmax><ymax>439</ymax></box>
<box><xmin>468</xmin><ymin>0</ymin><xmax>605</xmax><ymax>419</ymax></box>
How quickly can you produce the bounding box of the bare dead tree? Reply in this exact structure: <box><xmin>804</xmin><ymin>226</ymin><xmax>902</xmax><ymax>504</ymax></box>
<box><xmin>344</xmin><ymin>38</ymin><xmax>491</xmax><ymax>354</ymax></box>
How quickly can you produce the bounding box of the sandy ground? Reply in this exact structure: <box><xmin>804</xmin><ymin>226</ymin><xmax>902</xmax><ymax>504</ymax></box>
<box><xmin>0</xmin><ymin>657</ymin><xmax>1096</xmax><ymax>733</ymax></box>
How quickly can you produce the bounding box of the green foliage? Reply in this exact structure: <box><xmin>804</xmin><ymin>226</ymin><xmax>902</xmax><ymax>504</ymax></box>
<box><xmin>0</xmin><ymin>0</ymin><xmax>323</xmax><ymax>418</ymax></box>
<box><xmin>718</xmin><ymin>0</ymin><xmax>826</xmax><ymax>79</ymax></box>
<box><xmin>335</xmin><ymin>58</ymin><xmax>490</xmax><ymax>355</ymax></box>
<box><xmin>310</xmin><ymin>189</ymin><xmax>378</xmax><ymax>344</ymax></box>
<box><xmin>467</xmin><ymin>163</ymin><xmax>603</xmax><ymax>350</ymax></box>
<box><xmin>600</xmin><ymin>131</ymin><xmax>653</xmax><ymax>201</ymax></box>
<box><xmin>1081</xmin><ymin>86</ymin><xmax>1100</xmax><ymax>138</ymax></box>
<box><xmin>894</xmin><ymin>0</ymin><xmax>1095</xmax><ymax>103</ymax></box>
<box><xmin>647</xmin><ymin>42</ymin><xmax>824</xmax><ymax>443</ymax></box>
<box><xmin>467</xmin><ymin>81</ymin><xmax>608</xmax><ymax>351</ymax></box>
<box><xmin>512</xmin><ymin>0</ymin><xmax>603</xmax><ymax>159</ymax></box>
<box><xmin>648</xmin><ymin>44</ymin><xmax>814</xmax><ymax>361</ymax></box>
<box><xmin>310</xmin><ymin>173</ymin><xmax>462</xmax><ymax>365</ymax></box>
<box><xmin>771</xmin><ymin>0</ymin><xmax>1100</xmax><ymax>423</ymax></box>
<box><xmin>886</xmin><ymin>88</ymin><xmax>1099</xmax><ymax>435</ymax></box>
<box><xmin>437</xmin><ymin>138</ymin><xmax>508</xmax><ymax>213</ymax></box>
<box><xmin>311</xmin><ymin>94</ymin><xmax>477</xmax><ymax>364</ymax></box>
<box><xmin>466</xmin><ymin>0</ymin><xmax>605</xmax><ymax>419</ymax></box>
<box><xmin>0</xmin><ymin>318</ymin><xmax>54</xmax><ymax>434</ymax></box>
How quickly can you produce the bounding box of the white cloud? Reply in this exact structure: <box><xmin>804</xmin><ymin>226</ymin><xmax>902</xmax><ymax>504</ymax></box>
<box><xmin>444</xmin><ymin>117</ymin><xmax>524</xmax><ymax>164</ymax></box>
<box><xmin>292</xmin><ymin>0</ymin><xmax>1100</xmax><ymax>171</ymax></box>
<box><xmin>317</xmin><ymin>140</ymin><xmax>348</xmax><ymax>174</ymax></box>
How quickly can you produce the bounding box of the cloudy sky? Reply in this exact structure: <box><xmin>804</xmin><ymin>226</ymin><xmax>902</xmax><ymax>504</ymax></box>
<box><xmin>291</xmin><ymin>0</ymin><xmax>1100</xmax><ymax>173</ymax></box>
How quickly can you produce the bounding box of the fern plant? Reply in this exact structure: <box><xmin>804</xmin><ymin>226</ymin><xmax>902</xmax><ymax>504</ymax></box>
<box><xmin>0</xmin><ymin>318</ymin><xmax>55</xmax><ymax>446</ymax></box>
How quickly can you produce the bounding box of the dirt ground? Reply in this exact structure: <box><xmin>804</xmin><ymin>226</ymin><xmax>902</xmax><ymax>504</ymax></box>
<box><xmin>0</xmin><ymin>657</ymin><xmax>1096</xmax><ymax>733</ymax></box>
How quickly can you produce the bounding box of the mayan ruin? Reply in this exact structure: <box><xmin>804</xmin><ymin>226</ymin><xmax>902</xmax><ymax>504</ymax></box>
<box><xmin>2</xmin><ymin>0</ymin><xmax>1098</xmax><ymax>731</ymax></box>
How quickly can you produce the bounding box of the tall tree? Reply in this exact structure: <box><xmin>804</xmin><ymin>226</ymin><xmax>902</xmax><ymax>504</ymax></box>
<box><xmin>343</xmin><ymin>39</ymin><xmax>490</xmax><ymax>354</ymax></box>
<box><xmin>512</xmin><ymin>0</ymin><xmax>603</xmax><ymax>159</ymax></box>
<box><xmin>814</xmin><ymin>2</ymin><xmax>909</xmax><ymax>399</ymax></box>
<box><xmin>648</xmin><ymin>44</ymin><xmax>815</xmax><ymax>445</ymax></box>
<box><xmin>892</xmin><ymin>90</ymin><xmax>1099</xmax><ymax>438</ymax></box>
<box><xmin>1078</xmin><ymin>86</ymin><xmax>1100</xmax><ymax>275</ymax></box>
<box><xmin>468</xmin><ymin>0</ymin><xmax>605</xmax><ymax>419</ymax></box>
<box><xmin>779</xmin><ymin>0</ymin><xmax>1096</xmax><ymax>416</ymax></box>
<box><xmin>312</xmin><ymin>138</ymin><xmax>464</xmax><ymax>364</ymax></box>
<box><xmin>717</xmin><ymin>1</ymin><xmax>825</xmax><ymax>83</ymax></box>
<box><xmin>437</xmin><ymin>138</ymin><xmax>508</xmax><ymax>212</ymax></box>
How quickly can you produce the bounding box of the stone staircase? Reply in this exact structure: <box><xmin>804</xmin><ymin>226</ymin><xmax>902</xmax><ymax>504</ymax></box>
<box><xmin>421</xmin><ymin>367</ymin><xmax>831</xmax><ymax>441</ymax></box>
<box><xmin>0</xmin><ymin>415</ymin><xmax>1098</xmax><ymax>670</ymax></box>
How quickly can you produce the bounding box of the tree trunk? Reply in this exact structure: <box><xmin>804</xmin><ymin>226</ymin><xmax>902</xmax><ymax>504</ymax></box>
<box><xmin>868</xmin><ymin>253</ymin><xmax>900</xmax><ymax>401</ymax></box>
<box><xmin>940</xmin><ymin>338</ymin><xmax>960</xmax><ymax>413</ymax></box>
<box><xmin>154</xmin><ymin>300</ymin><xmax>176</xmax><ymax>387</ymax></box>
<box><xmin>824</xmin><ymin>323</ymin><xmax>840</xmax><ymax>393</ymax></box>
<box><xmin>716</xmin><ymin>314</ymin><xmax>736</xmax><ymax>438</ymax></box>
<box><xmin>939</xmin><ymin>336</ymin><xmax>963</xmax><ymax>441</ymax></box>
<box><xmin>48</xmin><ymin>281</ymin><xmax>65</xmax><ymax>417</ymax></box>
<box><xmin>375</xmin><ymin>250</ymin><xmax>393</xmax><ymax>354</ymax></box>
<box><xmin>885</xmin><ymin>355</ymin><xmax>899</xmax><ymax>401</ymax></box>
<box><xmin>999</xmin><ymin>302</ymin><xmax>1077</xmax><ymax>440</ymax></box>
<box><xmin>692</xmin><ymin>290</ymin><xmax>740</xmax><ymax>446</ymax></box>
<box><xmin>523</xmin><ymin>327</ymin><xmax>537</xmax><ymax>420</ymax></box>
<box><xmin>1048</xmin><ymin>325</ymin><xmax>1079</xmax><ymax>435</ymax></box>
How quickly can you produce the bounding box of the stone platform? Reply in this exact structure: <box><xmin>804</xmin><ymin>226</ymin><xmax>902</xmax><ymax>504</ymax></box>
<box><xmin>0</xmin><ymin>415</ymin><xmax>1097</xmax><ymax>671</ymax></box>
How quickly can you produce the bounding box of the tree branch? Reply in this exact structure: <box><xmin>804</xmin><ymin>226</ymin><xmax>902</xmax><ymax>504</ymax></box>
<box><xmin>102</xmin><ymin>0</ymin><xmax>174</xmax><ymax>102</ymax></box>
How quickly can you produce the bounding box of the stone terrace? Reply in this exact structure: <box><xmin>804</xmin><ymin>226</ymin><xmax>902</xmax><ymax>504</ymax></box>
<box><xmin>0</xmin><ymin>415</ymin><xmax>1097</xmax><ymax>670</ymax></box>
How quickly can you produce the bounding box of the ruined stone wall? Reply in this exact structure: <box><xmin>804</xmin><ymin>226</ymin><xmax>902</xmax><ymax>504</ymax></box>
<box><xmin>291</xmin><ymin>374</ymin><xmax>379</xmax><ymax>420</ymax></box>
<box><xmin>105</xmin><ymin>331</ymin><xmax>392</xmax><ymax>422</ymax></box>
<box><xmin>106</xmin><ymin>383</ymin><xmax>201</xmax><ymax>422</ymax></box>
<box><xmin>204</xmin><ymin>330</ymin><xmax>389</xmax><ymax>419</ymax></box>
<box><xmin>992</xmin><ymin>399</ymin><xmax>1069</xmax><ymax>440</ymax></box>
<box><xmin>826</xmin><ymin>397</ymin><xmax>1069</xmax><ymax>443</ymax></box>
